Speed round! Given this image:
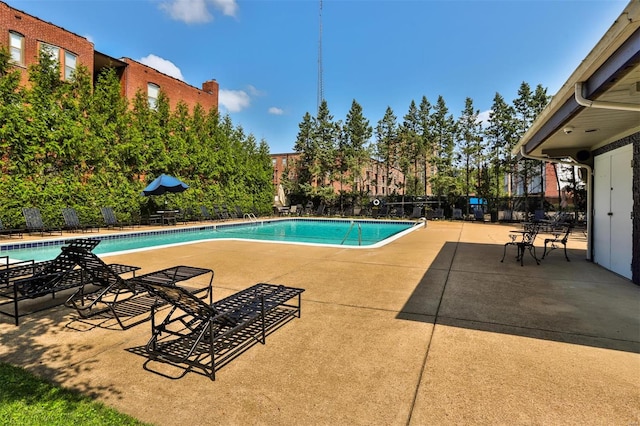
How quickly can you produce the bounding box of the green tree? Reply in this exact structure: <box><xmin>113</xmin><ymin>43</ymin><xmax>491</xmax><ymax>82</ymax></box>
<box><xmin>341</xmin><ymin>99</ymin><xmax>372</xmax><ymax>207</ymax></box>
<box><xmin>455</xmin><ymin>97</ymin><xmax>483</xmax><ymax>216</ymax></box>
<box><xmin>485</xmin><ymin>92</ymin><xmax>516</xmax><ymax>212</ymax></box>
<box><xmin>429</xmin><ymin>96</ymin><xmax>458</xmax><ymax>207</ymax></box>
<box><xmin>375</xmin><ymin>106</ymin><xmax>399</xmax><ymax>196</ymax></box>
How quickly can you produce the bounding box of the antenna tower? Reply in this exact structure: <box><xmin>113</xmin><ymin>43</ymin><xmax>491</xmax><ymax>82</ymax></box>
<box><xmin>317</xmin><ymin>0</ymin><xmax>323</xmax><ymax>111</ymax></box>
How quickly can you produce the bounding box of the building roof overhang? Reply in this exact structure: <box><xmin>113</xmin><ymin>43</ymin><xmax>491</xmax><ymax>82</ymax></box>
<box><xmin>514</xmin><ymin>1</ymin><xmax>640</xmax><ymax>160</ymax></box>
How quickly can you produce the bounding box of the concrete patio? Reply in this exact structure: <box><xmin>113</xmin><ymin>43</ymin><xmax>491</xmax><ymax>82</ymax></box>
<box><xmin>0</xmin><ymin>220</ymin><xmax>638</xmax><ymax>425</ymax></box>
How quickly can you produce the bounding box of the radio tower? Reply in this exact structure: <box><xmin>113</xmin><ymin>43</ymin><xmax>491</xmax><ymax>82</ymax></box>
<box><xmin>317</xmin><ymin>0</ymin><xmax>324</xmax><ymax>112</ymax></box>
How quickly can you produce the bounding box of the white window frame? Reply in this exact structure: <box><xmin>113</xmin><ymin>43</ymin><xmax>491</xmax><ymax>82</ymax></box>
<box><xmin>9</xmin><ymin>32</ymin><xmax>24</xmax><ymax>65</ymax></box>
<box><xmin>40</xmin><ymin>42</ymin><xmax>60</xmax><ymax>65</ymax></box>
<box><xmin>147</xmin><ymin>83</ymin><xmax>160</xmax><ymax>110</ymax></box>
<box><xmin>64</xmin><ymin>51</ymin><xmax>77</xmax><ymax>81</ymax></box>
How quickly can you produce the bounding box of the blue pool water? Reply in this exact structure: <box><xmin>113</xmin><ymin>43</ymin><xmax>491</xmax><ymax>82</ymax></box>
<box><xmin>1</xmin><ymin>219</ymin><xmax>419</xmax><ymax>261</ymax></box>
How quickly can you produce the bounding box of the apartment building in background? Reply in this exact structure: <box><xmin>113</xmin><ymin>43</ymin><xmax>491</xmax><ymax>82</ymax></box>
<box><xmin>271</xmin><ymin>152</ymin><xmax>406</xmax><ymax>198</ymax></box>
<box><xmin>0</xmin><ymin>1</ymin><xmax>218</xmax><ymax>112</ymax></box>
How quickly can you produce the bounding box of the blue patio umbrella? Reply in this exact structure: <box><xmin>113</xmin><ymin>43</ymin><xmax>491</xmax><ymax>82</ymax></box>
<box><xmin>142</xmin><ymin>174</ymin><xmax>189</xmax><ymax>196</ymax></box>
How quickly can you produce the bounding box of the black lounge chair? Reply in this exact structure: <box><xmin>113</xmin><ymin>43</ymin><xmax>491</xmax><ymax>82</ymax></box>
<box><xmin>409</xmin><ymin>206</ymin><xmax>423</xmax><ymax>219</ymax></box>
<box><xmin>100</xmin><ymin>207</ymin><xmax>134</xmax><ymax>229</ymax></box>
<box><xmin>21</xmin><ymin>207</ymin><xmax>62</xmax><ymax>236</ymax></box>
<box><xmin>501</xmin><ymin>222</ymin><xmax>541</xmax><ymax>266</ymax></box>
<box><xmin>137</xmin><ymin>281</ymin><xmax>304</xmax><ymax>380</ymax></box>
<box><xmin>542</xmin><ymin>224</ymin><xmax>573</xmax><ymax>261</ymax></box>
<box><xmin>62</xmin><ymin>208</ymin><xmax>99</xmax><ymax>233</ymax></box>
<box><xmin>0</xmin><ymin>238</ymin><xmax>99</xmax><ymax>325</ymax></box>
<box><xmin>213</xmin><ymin>205</ymin><xmax>230</xmax><ymax>220</ymax></box>
<box><xmin>0</xmin><ymin>218</ymin><xmax>23</xmax><ymax>238</ymax></box>
<box><xmin>200</xmin><ymin>206</ymin><xmax>215</xmax><ymax>221</ymax></box>
<box><xmin>63</xmin><ymin>245</ymin><xmax>213</xmax><ymax>329</ymax></box>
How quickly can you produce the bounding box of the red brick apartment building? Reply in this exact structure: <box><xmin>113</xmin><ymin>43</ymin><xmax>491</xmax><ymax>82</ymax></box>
<box><xmin>271</xmin><ymin>152</ymin><xmax>406</xmax><ymax>198</ymax></box>
<box><xmin>0</xmin><ymin>1</ymin><xmax>218</xmax><ymax>112</ymax></box>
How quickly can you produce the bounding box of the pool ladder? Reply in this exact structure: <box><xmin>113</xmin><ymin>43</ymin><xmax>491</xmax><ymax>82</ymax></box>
<box><xmin>341</xmin><ymin>221</ymin><xmax>362</xmax><ymax>246</ymax></box>
<box><xmin>243</xmin><ymin>213</ymin><xmax>258</xmax><ymax>222</ymax></box>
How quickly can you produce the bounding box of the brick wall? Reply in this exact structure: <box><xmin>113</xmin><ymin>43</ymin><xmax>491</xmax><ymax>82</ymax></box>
<box><xmin>0</xmin><ymin>1</ymin><xmax>94</xmax><ymax>86</ymax></box>
<box><xmin>121</xmin><ymin>58</ymin><xmax>218</xmax><ymax>112</ymax></box>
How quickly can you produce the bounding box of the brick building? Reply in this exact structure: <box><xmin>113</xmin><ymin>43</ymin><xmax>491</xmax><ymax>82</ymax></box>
<box><xmin>271</xmin><ymin>152</ymin><xmax>406</xmax><ymax>199</ymax></box>
<box><xmin>0</xmin><ymin>1</ymin><xmax>218</xmax><ymax>112</ymax></box>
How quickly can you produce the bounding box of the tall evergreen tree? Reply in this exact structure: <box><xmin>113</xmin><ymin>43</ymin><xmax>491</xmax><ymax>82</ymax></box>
<box><xmin>429</xmin><ymin>96</ymin><xmax>457</xmax><ymax>207</ymax></box>
<box><xmin>485</xmin><ymin>92</ymin><xmax>516</xmax><ymax>210</ymax></box>
<box><xmin>375</xmin><ymin>106</ymin><xmax>399</xmax><ymax>196</ymax></box>
<box><xmin>456</xmin><ymin>97</ymin><xmax>483</xmax><ymax>215</ymax></box>
<box><xmin>400</xmin><ymin>100</ymin><xmax>423</xmax><ymax>197</ymax></box>
<box><xmin>342</xmin><ymin>100</ymin><xmax>372</xmax><ymax>201</ymax></box>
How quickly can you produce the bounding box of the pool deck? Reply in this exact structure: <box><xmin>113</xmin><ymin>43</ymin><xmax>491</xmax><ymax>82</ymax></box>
<box><xmin>0</xmin><ymin>219</ymin><xmax>638</xmax><ymax>425</ymax></box>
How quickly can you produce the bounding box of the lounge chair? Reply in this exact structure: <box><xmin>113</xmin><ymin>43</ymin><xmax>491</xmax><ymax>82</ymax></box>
<box><xmin>138</xmin><ymin>280</ymin><xmax>304</xmax><ymax>380</ymax></box>
<box><xmin>234</xmin><ymin>206</ymin><xmax>257</xmax><ymax>221</ymax></box>
<box><xmin>304</xmin><ymin>201</ymin><xmax>314</xmax><ymax>216</ymax></box>
<box><xmin>222</xmin><ymin>204</ymin><xmax>236</xmax><ymax>219</ymax></box>
<box><xmin>501</xmin><ymin>222</ymin><xmax>541</xmax><ymax>266</ymax></box>
<box><xmin>199</xmin><ymin>206</ymin><xmax>215</xmax><ymax>221</ymax></box>
<box><xmin>0</xmin><ymin>218</ymin><xmax>23</xmax><ymax>238</ymax></box>
<box><xmin>314</xmin><ymin>203</ymin><xmax>325</xmax><ymax>216</ymax></box>
<box><xmin>408</xmin><ymin>206</ymin><xmax>423</xmax><ymax>219</ymax></box>
<box><xmin>62</xmin><ymin>208</ymin><xmax>99</xmax><ymax>233</ymax></box>
<box><xmin>63</xmin><ymin>245</ymin><xmax>213</xmax><ymax>329</ymax></box>
<box><xmin>452</xmin><ymin>208</ymin><xmax>463</xmax><ymax>220</ymax></box>
<box><xmin>542</xmin><ymin>224</ymin><xmax>573</xmax><ymax>261</ymax></box>
<box><xmin>0</xmin><ymin>238</ymin><xmax>99</xmax><ymax>325</ymax></box>
<box><xmin>100</xmin><ymin>207</ymin><xmax>133</xmax><ymax>229</ymax></box>
<box><xmin>21</xmin><ymin>207</ymin><xmax>62</xmax><ymax>236</ymax></box>
<box><xmin>474</xmin><ymin>208</ymin><xmax>486</xmax><ymax>222</ymax></box>
<box><xmin>394</xmin><ymin>205</ymin><xmax>405</xmax><ymax>218</ymax></box>
<box><xmin>432</xmin><ymin>208</ymin><xmax>445</xmax><ymax>220</ymax></box>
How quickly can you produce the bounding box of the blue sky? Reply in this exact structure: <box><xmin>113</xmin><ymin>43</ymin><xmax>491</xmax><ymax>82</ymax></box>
<box><xmin>9</xmin><ymin>0</ymin><xmax>628</xmax><ymax>153</ymax></box>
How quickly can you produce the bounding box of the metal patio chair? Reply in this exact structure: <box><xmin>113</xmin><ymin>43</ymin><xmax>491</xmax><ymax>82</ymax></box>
<box><xmin>501</xmin><ymin>222</ymin><xmax>541</xmax><ymax>266</ymax></box>
<box><xmin>542</xmin><ymin>224</ymin><xmax>573</xmax><ymax>261</ymax></box>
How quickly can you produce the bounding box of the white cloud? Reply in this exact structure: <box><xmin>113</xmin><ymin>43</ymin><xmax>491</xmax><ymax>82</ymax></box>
<box><xmin>247</xmin><ymin>85</ymin><xmax>265</xmax><ymax>96</ymax></box>
<box><xmin>212</xmin><ymin>0</ymin><xmax>238</xmax><ymax>17</ymax></box>
<box><xmin>160</xmin><ymin>0</ymin><xmax>212</xmax><ymax>24</ymax></box>
<box><xmin>268</xmin><ymin>107</ymin><xmax>284</xmax><ymax>115</ymax></box>
<box><xmin>138</xmin><ymin>54</ymin><xmax>185</xmax><ymax>81</ymax></box>
<box><xmin>219</xmin><ymin>89</ymin><xmax>250</xmax><ymax>112</ymax></box>
<box><xmin>160</xmin><ymin>0</ymin><xmax>237</xmax><ymax>24</ymax></box>
<box><xmin>477</xmin><ymin>110</ymin><xmax>492</xmax><ymax>127</ymax></box>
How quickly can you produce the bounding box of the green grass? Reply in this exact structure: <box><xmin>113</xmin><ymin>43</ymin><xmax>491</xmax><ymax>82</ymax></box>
<box><xmin>0</xmin><ymin>362</ymin><xmax>150</xmax><ymax>425</ymax></box>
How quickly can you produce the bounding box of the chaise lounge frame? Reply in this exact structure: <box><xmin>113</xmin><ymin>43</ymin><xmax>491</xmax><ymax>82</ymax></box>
<box><xmin>0</xmin><ymin>239</ymin><xmax>99</xmax><ymax>325</ymax></box>
<box><xmin>62</xmin><ymin>245</ymin><xmax>213</xmax><ymax>329</ymax></box>
<box><xmin>138</xmin><ymin>281</ymin><xmax>304</xmax><ymax>380</ymax></box>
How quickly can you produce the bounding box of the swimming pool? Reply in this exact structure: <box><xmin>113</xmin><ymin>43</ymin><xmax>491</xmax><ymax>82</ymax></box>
<box><xmin>1</xmin><ymin>218</ymin><xmax>421</xmax><ymax>261</ymax></box>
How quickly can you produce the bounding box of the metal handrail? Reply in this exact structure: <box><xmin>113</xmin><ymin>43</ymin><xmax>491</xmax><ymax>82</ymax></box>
<box><xmin>340</xmin><ymin>221</ymin><xmax>362</xmax><ymax>246</ymax></box>
<box><xmin>243</xmin><ymin>213</ymin><xmax>258</xmax><ymax>222</ymax></box>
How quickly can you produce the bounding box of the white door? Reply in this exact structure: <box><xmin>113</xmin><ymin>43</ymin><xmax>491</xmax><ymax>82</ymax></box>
<box><xmin>593</xmin><ymin>144</ymin><xmax>633</xmax><ymax>279</ymax></box>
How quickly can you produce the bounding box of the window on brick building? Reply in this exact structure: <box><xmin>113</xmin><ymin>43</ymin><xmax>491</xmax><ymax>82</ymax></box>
<box><xmin>40</xmin><ymin>42</ymin><xmax>60</xmax><ymax>66</ymax></box>
<box><xmin>9</xmin><ymin>32</ymin><xmax>24</xmax><ymax>65</ymax></box>
<box><xmin>282</xmin><ymin>158</ymin><xmax>287</xmax><ymax>167</ymax></box>
<box><xmin>147</xmin><ymin>83</ymin><xmax>160</xmax><ymax>110</ymax></box>
<box><xmin>64</xmin><ymin>51</ymin><xmax>77</xmax><ymax>81</ymax></box>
